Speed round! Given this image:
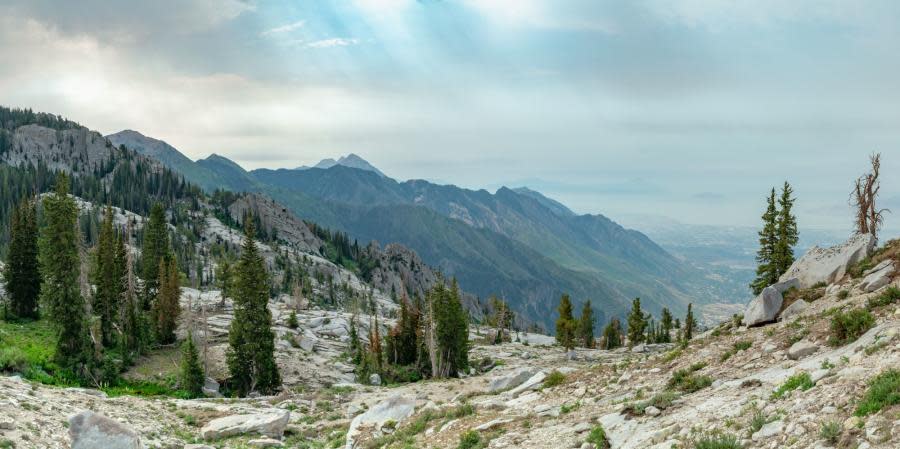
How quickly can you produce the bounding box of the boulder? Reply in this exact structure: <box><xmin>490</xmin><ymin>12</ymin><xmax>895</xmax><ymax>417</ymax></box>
<box><xmin>249</xmin><ymin>438</ymin><xmax>284</xmax><ymax>447</ymax></box>
<box><xmin>369</xmin><ymin>373</ymin><xmax>382</xmax><ymax>386</ymax></box>
<box><xmin>860</xmin><ymin>261</ymin><xmax>895</xmax><ymax>292</ymax></box>
<box><xmin>787</xmin><ymin>340</ymin><xmax>819</xmax><ymax>360</ymax></box>
<box><xmin>752</xmin><ymin>420</ymin><xmax>784</xmax><ymax>441</ymax></box>
<box><xmin>486</xmin><ymin>367</ymin><xmax>540</xmax><ymax>393</ymax></box>
<box><xmin>742</xmin><ymin>286</ymin><xmax>784</xmax><ymax>327</ymax></box>
<box><xmin>504</xmin><ymin>371</ymin><xmax>546</xmax><ymax>397</ymax></box>
<box><xmin>346</xmin><ymin>395</ymin><xmax>415</xmax><ymax>449</ymax></box>
<box><xmin>201</xmin><ymin>411</ymin><xmax>290</xmax><ymax>440</ymax></box>
<box><xmin>297</xmin><ymin>331</ymin><xmax>318</xmax><ymax>352</ymax></box>
<box><xmin>779</xmin><ymin>299</ymin><xmax>809</xmax><ymax>321</ymax></box>
<box><xmin>68</xmin><ymin>410</ymin><xmax>142</xmax><ymax>449</ymax></box>
<box><xmin>779</xmin><ymin>234</ymin><xmax>875</xmax><ymax>288</ymax></box>
<box><xmin>202</xmin><ymin>377</ymin><xmax>221</xmax><ymax>397</ymax></box>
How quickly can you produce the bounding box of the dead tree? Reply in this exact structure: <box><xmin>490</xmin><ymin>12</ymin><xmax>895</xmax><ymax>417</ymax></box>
<box><xmin>851</xmin><ymin>153</ymin><xmax>889</xmax><ymax>242</ymax></box>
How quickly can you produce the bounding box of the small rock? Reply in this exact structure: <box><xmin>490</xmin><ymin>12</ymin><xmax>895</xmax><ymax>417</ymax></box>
<box><xmin>0</xmin><ymin>418</ymin><xmax>14</xmax><ymax>430</ymax></box>
<box><xmin>369</xmin><ymin>373</ymin><xmax>382</xmax><ymax>386</ymax></box>
<box><xmin>248</xmin><ymin>438</ymin><xmax>284</xmax><ymax>447</ymax></box>
<box><xmin>752</xmin><ymin>420</ymin><xmax>784</xmax><ymax>441</ymax></box>
<box><xmin>645</xmin><ymin>406</ymin><xmax>661</xmax><ymax>417</ymax></box>
<box><xmin>787</xmin><ymin>340</ymin><xmax>819</xmax><ymax>360</ymax></box>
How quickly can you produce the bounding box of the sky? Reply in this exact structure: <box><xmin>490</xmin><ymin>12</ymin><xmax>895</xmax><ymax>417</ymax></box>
<box><xmin>2</xmin><ymin>0</ymin><xmax>900</xmax><ymax>231</ymax></box>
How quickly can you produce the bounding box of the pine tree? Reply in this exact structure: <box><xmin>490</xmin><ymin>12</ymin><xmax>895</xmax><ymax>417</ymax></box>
<box><xmin>578</xmin><ymin>300</ymin><xmax>595</xmax><ymax>348</ymax></box>
<box><xmin>555</xmin><ymin>294</ymin><xmax>577</xmax><ymax>351</ymax></box>
<box><xmin>428</xmin><ymin>279</ymin><xmax>469</xmax><ymax>378</ymax></box>
<box><xmin>93</xmin><ymin>206</ymin><xmax>121</xmax><ymax>346</ymax></box>
<box><xmin>118</xmin><ymin>225</ymin><xmax>143</xmax><ymax>357</ymax></box>
<box><xmin>626</xmin><ymin>298</ymin><xmax>646</xmax><ymax>347</ymax></box>
<box><xmin>683</xmin><ymin>303</ymin><xmax>696</xmax><ymax>342</ymax></box>
<box><xmin>773</xmin><ymin>181</ymin><xmax>799</xmax><ymax>277</ymax></box>
<box><xmin>660</xmin><ymin>308</ymin><xmax>673</xmax><ymax>343</ymax></box>
<box><xmin>39</xmin><ymin>175</ymin><xmax>90</xmax><ymax>375</ymax></box>
<box><xmin>152</xmin><ymin>258</ymin><xmax>181</xmax><ymax>345</ymax></box>
<box><xmin>600</xmin><ymin>318</ymin><xmax>622</xmax><ymax>350</ymax></box>
<box><xmin>751</xmin><ymin>189</ymin><xmax>779</xmax><ymax>295</ymax></box>
<box><xmin>4</xmin><ymin>197</ymin><xmax>40</xmax><ymax>320</ymax></box>
<box><xmin>141</xmin><ymin>202</ymin><xmax>169</xmax><ymax>309</ymax></box>
<box><xmin>180</xmin><ymin>331</ymin><xmax>205</xmax><ymax>398</ymax></box>
<box><xmin>287</xmin><ymin>310</ymin><xmax>298</xmax><ymax>329</ymax></box>
<box><xmin>227</xmin><ymin>219</ymin><xmax>281</xmax><ymax>396</ymax></box>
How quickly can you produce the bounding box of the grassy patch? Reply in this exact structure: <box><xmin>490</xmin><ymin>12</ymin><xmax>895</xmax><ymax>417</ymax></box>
<box><xmin>837</xmin><ymin>290</ymin><xmax>850</xmax><ymax>300</ymax></box>
<box><xmin>586</xmin><ymin>425</ymin><xmax>610</xmax><ymax>448</ymax></box>
<box><xmin>771</xmin><ymin>372</ymin><xmax>814</xmax><ymax>400</ymax></box>
<box><xmin>828</xmin><ymin>308</ymin><xmax>875</xmax><ymax>346</ymax></box>
<box><xmin>820</xmin><ymin>421</ymin><xmax>841</xmax><ymax>443</ymax></box>
<box><xmin>866</xmin><ymin>285</ymin><xmax>900</xmax><ymax>309</ymax></box>
<box><xmin>456</xmin><ymin>431</ymin><xmax>481</xmax><ymax>449</ymax></box>
<box><xmin>854</xmin><ymin>369</ymin><xmax>900</xmax><ymax>416</ymax></box>
<box><xmin>692</xmin><ymin>431</ymin><xmax>742</xmax><ymax>449</ymax></box>
<box><xmin>625</xmin><ymin>391</ymin><xmax>679</xmax><ymax>416</ymax></box>
<box><xmin>364</xmin><ymin>403</ymin><xmax>475</xmax><ymax>449</ymax></box>
<box><xmin>543</xmin><ymin>370</ymin><xmax>566</xmax><ymax>388</ymax></box>
<box><xmin>720</xmin><ymin>340</ymin><xmax>752</xmax><ymax>362</ymax></box>
<box><xmin>668</xmin><ymin>363</ymin><xmax>712</xmax><ymax>393</ymax></box>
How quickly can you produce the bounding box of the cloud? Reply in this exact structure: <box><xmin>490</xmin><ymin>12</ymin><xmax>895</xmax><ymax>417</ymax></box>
<box><xmin>260</xmin><ymin>20</ymin><xmax>306</xmax><ymax>37</ymax></box>
<box><xmin>305</xmin><ymin>38</ymin><xmax>361</xmax><ymax>48</ymax></box>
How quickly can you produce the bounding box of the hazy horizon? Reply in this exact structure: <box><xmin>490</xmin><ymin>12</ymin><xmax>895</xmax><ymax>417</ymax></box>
<box><xmin>3</xmin><ymin>0</ymin><xmax>899</xmax><ymax>230</ymax></box>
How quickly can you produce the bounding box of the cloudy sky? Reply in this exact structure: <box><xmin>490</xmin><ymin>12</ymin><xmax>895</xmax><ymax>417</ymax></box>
<box><xmin>2</xmin><ymin>0</ymin><xmax>900</xmax><ymax>231</ymax></box>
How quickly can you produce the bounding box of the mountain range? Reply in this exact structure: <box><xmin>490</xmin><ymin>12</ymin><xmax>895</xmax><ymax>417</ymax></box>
<box><xmin>107</xmin><ymin>130</ymin><xmax>744</xmax><ymax>330</ymax></box>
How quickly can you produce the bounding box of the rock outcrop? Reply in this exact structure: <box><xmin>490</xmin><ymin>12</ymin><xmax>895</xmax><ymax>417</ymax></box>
<box><xmin>69</xmin><ymin>411</ymin><xmax>143</xmax><ymax>449</ymax></box>
<box><xmin>346</xmin><ymin>395</ymin><xmax>416</xmax><ymax>449</ymax></box>
<box><xmin>200</xmin><ymin>411</ymin><xmax>290</xmax><ymax>440</ymax></box>
<box><xmin>486</xmin><ymin>367</ymin><xmax>541</xmax><ymax>393</ymax></box>
<box><xmin>779</xmin><ymin>234</ymin><xmax>875</xmax><ymax>288</ymax></box>
<box><xmin>860</xmin><ymin>260</ymin><xmax>895</xmax><ymax>292</ymax></box>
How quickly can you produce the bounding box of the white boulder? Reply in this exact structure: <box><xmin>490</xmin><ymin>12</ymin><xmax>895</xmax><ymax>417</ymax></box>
<box><xmin>201</xmin><ymin>411</ymin><xmax>290</xmax><ymax>440</ymax></box>
<box><xmin>743</xmin><ymin>286</ymin><xmax>784</xmax><ymax>327</ymax></box>
<box><xmin>860</xmin><ymin>260</ymin><xmax>895</xmax><ymax>292</ymax></box>
<box><xmin>779</xmin><ymin>234</ymin><xmax>875</xmax><ymax>288</ymax></box>
<box><xmin>779</xmin><ymin>299</ymin><xmax>809</xmax><ymax>321</ymax></box>
<box><xmin>486</xmin><ymin>367</ymin><xmax>540</xmax><ymax>393</ymax></box>
<box><xmin>346</xmin><ymin>395</ymin><xmax>415</xmax><ymax>449</ymax></box>
<box><xmin>68</xmin><ymin>411</ymin><xmax>142</xmax><ymax>449</ymax></box>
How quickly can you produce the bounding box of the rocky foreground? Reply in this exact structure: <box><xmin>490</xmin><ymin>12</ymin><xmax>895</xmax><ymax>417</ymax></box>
<box><xmin>3</xmin><ymin>237</ymin><xmax>900</xmax><ymax>449</ymax></box>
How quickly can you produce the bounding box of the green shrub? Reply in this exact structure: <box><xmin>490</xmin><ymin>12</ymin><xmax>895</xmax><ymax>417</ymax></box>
<box><xmin>287</xmin><ymin>311</ymin><xmax>299</xmax><ymax>329</ymax></box>
<box><xmin>721</xmin><ymin>341</ymin><xmax>752</xmax><ymax>362</ymax></box>
<box><xmin>819</xmin><ymin>421</ymin><xmax>841</xmax><ymax>443</ymax></box>
<box><xmin>692</xmin><ymin>431</ymin><xmax>742</xmax><ymax>449</ymax></box>
<box><xmin>837</xmin><ymin>290</ymin><xmax>850</xmax><ymax>300</ymax></box>
<box><xmin>668</xmin><ymin>363</ymin><xmax>712</xmax><ymax>393</ymax></box>
<box><xmin>749</xmin><ymin>408</ymin><xmax>767</xmax><ymax>433</ymax></box>
<box><xmin>543</xmin><ymin>370</ymin><xmax>566</xmax><ymax>388</ymax></box>
<box><xmin>828</xmin><ymin>308</ymin><xmax>875</xmax><ymax>346</ymax></box>
<box><xmin>586</xmin><ymin>425</ymin><xmax>610</xmax><ymax>448</ymax></box>
<box><xmin>457</xmin><ymin>431</ymin><xmax>481</xmax><ymax>449</ymax></box>
<box><xmin>771</xmin><ymin>372</ymin><xmax>814</xmax><ymax>399</ymax></box>
<box><xmin>0</xmin><ymin>438</ymin><xmax>14</xmax><ymax>449</ymax></box>
<box><xmin>854</xmin><ymin>369</ymin><xmax>900</xmax><ymax>416</ymax></box>
<box><xmin>627</xmin><ymin>391</ymin><xmax>680</xmax><ymax>415</ymax></box>
<box><xmin>867</xmin><ymin>286</ymin><xmax>900</xmax><ymax>309</ymax></box>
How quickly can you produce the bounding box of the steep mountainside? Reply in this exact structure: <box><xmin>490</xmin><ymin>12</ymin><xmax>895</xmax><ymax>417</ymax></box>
<box><xmin>105</xmin><ymin>134</ymin><xmax>737</xmax><ymax>330</ymax></box>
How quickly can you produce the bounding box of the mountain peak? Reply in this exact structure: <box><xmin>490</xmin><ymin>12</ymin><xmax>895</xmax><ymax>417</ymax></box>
<box><xmin>299</xmin><ymin>153</ymin><xmax>386</xmax><ymax>177</ymax></box>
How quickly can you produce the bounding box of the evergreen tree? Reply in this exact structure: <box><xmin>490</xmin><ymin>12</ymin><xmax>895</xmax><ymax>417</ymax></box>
<box><xmin>428</xmin><ymin>279</ymin><xmax>469</xmax><ymax>378</ymax></box>
<box><xmin>600</xmin><ymin>318</ymin><xmax>623</xmax><ymax>350</ymax></box>
<box><xmin>555</xmin><ymin>294</ymin><xmax>577</xmax><ymax>351</ymax></box>
<box><xmin>39</xmin><ymin>175</ymin><xmax>91</xmax><ymax>375</ymax></box>
<box><xmin>93</xmin><ymin>206</ymin><xmax>121</xmax><ymax>346</ymax></box>
<box><xmin>488</xmin><ymin>296</ymin><xmax>512</xmax><ymax>344</ymax></box>
<box><xmin>773</xmin><ymin>181</ymin><xmax>799</xmax><ymax>277</ymax></box>
<box><xmin>141</xmin><ymin>202</ymin><xmax>169</xmax><ymax>309</ymax></box>
<box><xmin>751</xmin><ymin>189</ymin><xmax>779</xmax><ymax>295</ymax></box>
<box><xmin>578</xmin><ymin>300</ymin><xmax>595</xmax><ymax>348</ymax></box>
<box><xmin>683</xmin><ymin>303</ymin><xmax>696</xmax><ymax>342</ymax></box>
<box><xmin>118</xmin><ymin>226</ymin><xmax>143</xmax><ymax>357</ymax></box>
<box><xmin>180</xmin><ymin>332</ymin><xmax>205</xmax><ymax>398</ymax></box>
<box><xmin>152</xmin><ymin>258</ymin><xmax>181</xmax><ymax>345</ymax></box>
<box><xmin>659</xmin><ymin>308</ymin><xmax>673</xmax><ymax>343</ymax></box>
<box><xmin>3</xmin><ymin>197</ymin><xmax>40</xmax><ymax>319</ymax></box>
<box><xmin>287</xmin><ymin>310</ymin><xmax>298</xmax><ymax>329</ymax></box>
<box><xmin>626</xmin><ymin>298</ymin><xmax>646</xmax><ymax>347</ymax></box>
<box><xmin>227</xmin><ymin>219</ymin><xmax>281</xmax><ymax>396</ymax></box>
